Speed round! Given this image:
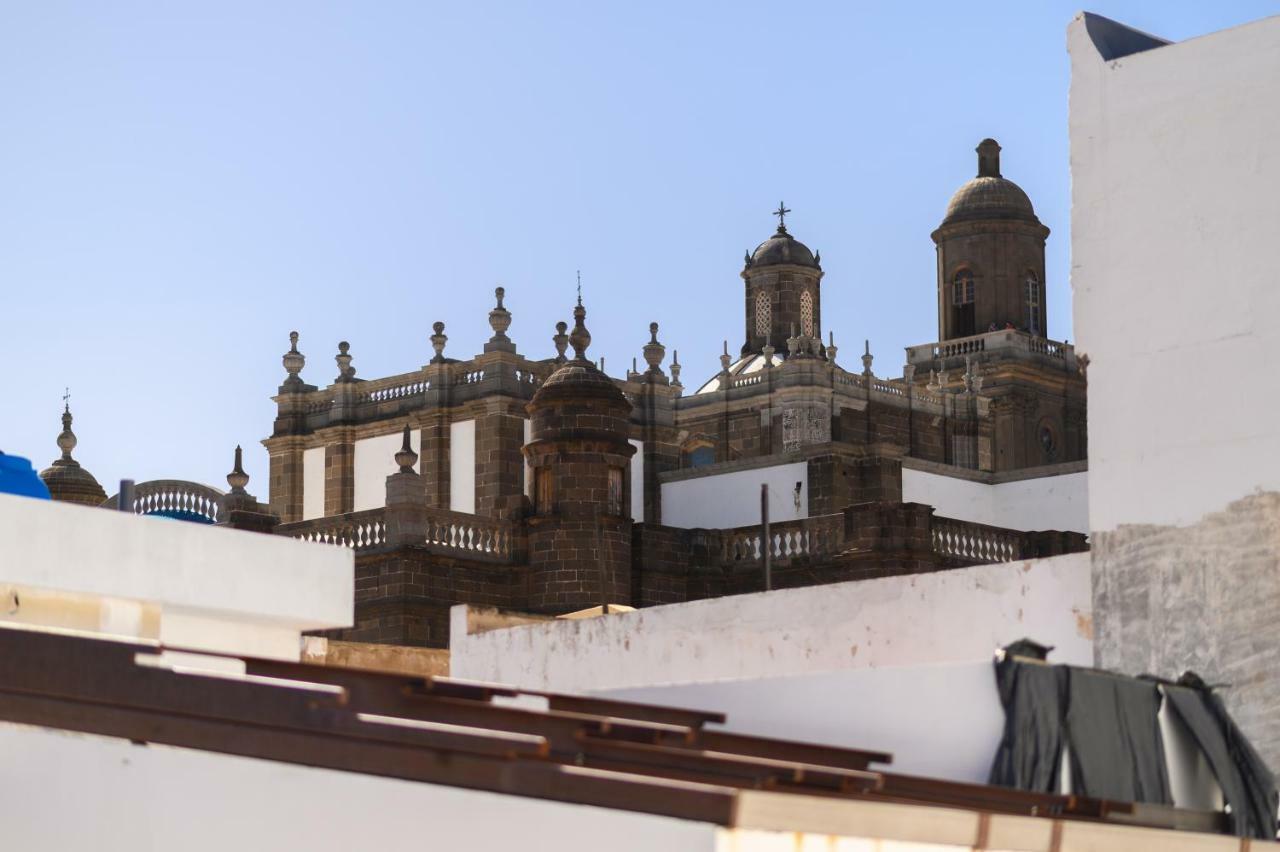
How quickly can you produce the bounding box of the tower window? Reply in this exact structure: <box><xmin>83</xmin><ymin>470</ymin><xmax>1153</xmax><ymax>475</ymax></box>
<box><xmin>754</xmin><ymin>291</ymin><xmax>770</xmax><ymax>336</ymax></box>
<box><xmin>607</xmin><ymin>467</ymin><xmax>624</xmax><ymax>516</ymax></box>
<box><xmin>535</xmin><ymin>467</ymin><xmax>554</xmax><ymax>514</ymax></box>
<box><xmin>1025</xmin><ymin>272</ymin><xmax>1042</xmax><ymax>336</ymax></box>
<box><xmin>951</xmin><ymin>269</ymin><xmax>976</xmax><ymax>337</ymax></box>
<box><xmin>800</xmin><ymin>290</ymin><xmax>814</xmax><ymax>337</ymax></box>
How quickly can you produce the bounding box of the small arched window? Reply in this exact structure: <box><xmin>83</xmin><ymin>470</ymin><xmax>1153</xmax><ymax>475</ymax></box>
<box><xmin>800</xmin><ymin>290</ymin><xmax>814</xmax><ymax>337</ymax></box>
<box><xmin>951</xmin><ymin>269</ymin><xmax>976</xmax><ymax>337</ymax></box>
<box><xmin>754</xmin><ymin>291</ymin><xmax>770</xmax><ymax>336</ymax></box>
<box><xmin>682</xmin><ymin>436</ymin><xmax>716</xmax><ymax>469</ymax></box>
<box><xmin>1025</xmin><ymin>272</ymin><xmax>1042</xmax><ymax>336</ymax></box>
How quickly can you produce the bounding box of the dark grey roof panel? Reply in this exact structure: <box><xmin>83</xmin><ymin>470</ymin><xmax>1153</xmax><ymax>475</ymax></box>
<box><xmin>1082</xmin><ymin>12</ymin><xmax>1171</xmax><ymax>61</ymax></box>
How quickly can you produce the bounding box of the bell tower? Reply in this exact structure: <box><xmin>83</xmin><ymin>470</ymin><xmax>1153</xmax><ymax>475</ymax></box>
<box><xmin>931</xmin><ymin>140</ymin><xmax>1050</xmax><ymax>341</ymax></box>
<box><xmin>741</xmin><ymin>203</ymin><xmax>823</xmax><ymax>356</ymax></box>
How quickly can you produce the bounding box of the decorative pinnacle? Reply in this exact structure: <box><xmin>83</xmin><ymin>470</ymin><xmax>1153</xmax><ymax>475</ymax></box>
<box><xmin>670</xmin><ymin>349</ymin><xmax>682</xmax><ymax>389</ymax></box>
<box><xmin>487</xmin><ymin>286</ymin><xmax>513</xmax><ymax>346</ymax></box>
<box><xmin>395</xmin><ymin>423</ymin><xmax>419</xmax><ymax>473</ymax></box>
<box><xmin>227</xmin><ymin>445</ymin><xmax>250</xmax><ymax>494</ymax></box>
<box><xmin>642</xmin><ymin>321</ymin><xmax>666</xmax><ymax>376</ymax></box>
<box><xmin>861</xmin><ymin>339</ymin><xmax>874</xmax><ymax>376</ymax></box>
<box><xmin>773</xmin><ymin>201</ymin><xmax>791</xmax><ymax>233</ymax></box>
<box><xmin>826</xmin><ymin>331</ymin><xmax>838</xmax><ymax>365</ymax></box>
<box><xmin>56</xmin><ymin>396</ymin><xmax>77</xmax><ymax>460</ymax></box>
<box><xmin>335</xmin><ymin>341</ymin><xmax>356</xmax><ymax>382</ymax></box>
<box><xmin>552</xmin><ymin>321</ymin><xmax>569</xmax><ymax>363</ymax></box>
<box><xmin>977</xmin><ymin>138</ymin><xmax>1002</xmax><ymax>178</ymax></box>
<box><xmin>569</xmin><ymin>298</ymin><xmax>591</xmax><ymax>361</ymax></box>
<box><xmin>430</xmin><ymin>322</ymin><xmax>448</xmax><ymax>364</ymax></box>
<box><xmin>576</xmin><ymin>270</ymin><xmax>582</xmax><ymax>306</ymax></box>
<box><xmin>719</xmin><ymin>340</ymin><xmax>731</xmax><ymax>374</ymax></box>
<box><xmin>282</xmin><ymin>331</ymin><xmax>306</xmax><ymax>388</ymax></box>
<box><xmin>762</xmin><ymin>342</ymin><xmax>776</xmax><ymax>367</ymax></box>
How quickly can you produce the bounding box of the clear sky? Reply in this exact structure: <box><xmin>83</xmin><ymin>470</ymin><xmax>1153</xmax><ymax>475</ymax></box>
<box><xmin>3</xmin><ymin>1</ymin><xmax>1277</xmax><ymax>494</ymax></box>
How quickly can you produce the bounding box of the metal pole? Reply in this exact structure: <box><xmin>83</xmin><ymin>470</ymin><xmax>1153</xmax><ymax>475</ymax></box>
<box><xmin>118</xmin><ymin>479</ymin><xmax>135</xmax><ymax>513</ymax></box>
<box><xmin>761</xmin><ymin>483</ymin><xmax>771</xmax><ymax>591</ymax></box>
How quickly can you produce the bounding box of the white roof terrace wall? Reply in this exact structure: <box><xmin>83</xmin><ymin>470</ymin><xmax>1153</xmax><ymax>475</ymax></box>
<box><xmin>1069</xmin><ymin>12</ymin><xmax>1280</xmax><ymax>531</ymax></box>
<box><xmin>660</xmin><ymin>460</ymin><xmax>808</xmax><ymax>528</ymax></box>
<box><xmin>901</xmin><ymin>461</ymin><xmax>1088</xmax><ymax>534</ymax></box>
<box><xmin>0</xmin><ymin>493</ymin><xmax>352</xmax><ymax>661</ymax></box>
<box><xmin>450</xmin><ymin>552</ymin><xmax>1091</xmax><ymax>693</ymax></box>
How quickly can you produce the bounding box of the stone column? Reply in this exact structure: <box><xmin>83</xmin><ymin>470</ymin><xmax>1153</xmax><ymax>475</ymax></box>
<box><xmin>324</xmin><ymin>429</ymin><xmax>355</xmax><ymax>517</ymax></box>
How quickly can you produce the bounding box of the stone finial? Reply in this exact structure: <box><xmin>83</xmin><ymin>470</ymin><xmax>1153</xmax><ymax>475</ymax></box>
<box><xmin>670</xmin><ymin>349</ymin><xmax>682</xmax><ymax>389</ymax></box>
<box><xmin>977</xmin><ymin>138</ymin><xmax>1001</xmax><ymax>178</ymax></box>
<box><xmin>335</xmin><ymin>341</ymin><xmax>356</xmax><ymax>383</ymax></box>
<box><xmin>826</xmin><ymin>331</ymin><xmax>838</xmax><ymax>365</ymax></box>
<box><xmin>903</xmin><ymin>364</ymin><xmax>916</xmax><ymax>384</ymax></box>
<box><xmin>814</xmin><ymin>250</ymin><xmax>821</xmax><ymax>267</ymax></box>
<box><xmin>642</xmin><ymin>321</ymin><xmax>666</xmax><ymax>376</ymax></box>
<box><xmin>395</xmin><ymin>423</ymin><xmax>419</xmax><ymax>473</ymax></box>
<box><xmin>552</xmin><ymin>321</ymin><xmax>569</xmax><ymax>364</ymax></box>
<box><xmin>282</xmin><ymin>331</ymin><xmax>306</xmax><ymax>389</ymax></box>
<box><xmin>786</xmin><ymin>324</ymin><xmax>801</xmax><ymax>357</ymax></box>
<box><xmin>927</xmin><ymin>369</ymin><xmax>940</xmax><ymax>392</ymax></box>
<box><xmin>743</xmin><ymin>249</ymin><xmax>752</xmax><ymax>269</ymax></box>
<box><xmin>719</xmin><ymin>340</ymin><xmax>731</xmax><ymax>374</ymax></box>
<box><xmin>487</xmin><ymin>286</ymin><xmax>513</xmax><ymax>349</ymax></box>
<box><xmin>963</xmin><ymin>356</ymin><xmax>975</xmax><ymax>393</ymax></box>
<box><xmin>569</xmin><ymin>300</ymin><xmax>591</xmax><ymax>361</ymax></box>
<box><xmin>227</xmin><ymin>445</ymin><xmax>250</xmax><ymax>494</ymax></box>
<box><xmin>762</xmin><ymin>342</ymin><xmax>776</xmax><ymax>367</ymax></box>
<box><xmin>430</xmin><ymin>322</ymin><xmax>447</xmax><ymax>364</ymax></box>
<box><xmin>861</xmin><ymin>339</ymin><xmax>874</xmax><ymax>376</ymax></box>
<box><xmin>56</xmin><ymin>400</ymin><xmax>77</xmax><ymax>461</ymax></box>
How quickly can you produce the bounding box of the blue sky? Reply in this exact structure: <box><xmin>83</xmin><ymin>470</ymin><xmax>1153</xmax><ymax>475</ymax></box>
<box><xmin>3</xmin><ymin>1</ymin><xmax>1277</xmax><ymax>493</ymax></box>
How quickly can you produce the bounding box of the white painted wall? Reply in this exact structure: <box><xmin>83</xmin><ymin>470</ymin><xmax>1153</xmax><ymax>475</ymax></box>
<box><xmin>302</xmin><ymin>446</ymin><xmax>325</xmax><ymax>521</ymax></box>
<box><xmin>449</xmin><ymin>419</ymin><xmax>476</xmax><ymax>514</ymax></box>
<box><xmin>450</xmin><ymin>553</ymin><xmax>1092</xmax><ymax>692</ymax></box>
<box><xmin>1069</xmin><ymin>13</ymin><xmax>1280</xmax><ymax>530</ymax></box>
<box><xmin>660</xmin><ymin>462</ymin><xmax>807</xmax><ymax>528</ymax></box>
<box><xmin>901</xmin><ymin>468</ymin><xmax>1088</xmax><ymax>534</ymax></box>
<box><xmin>0</xmin><ymin>722</ymin><xmax>716</xmax><ymax>852</ymax></box>
<box><xmin>629</xmin><ymin>439</ymin><xmax>644</xmax><ymax>522</ymax></box>
<box><xmin>606</xmin><ymin>662</ymin><xmax>1004</xmax><ymax>784</ymax></box>
<box><xmin>523</xmin><ymin>418</ymin><xmax>533</xmax><ymax>498</ymax></box>
<box><xmin>0</xmin><ymin>493</ymin><xmax>352</xmax><ymax>659</ymax></box>
<box><xmin>352</xmin><ymin>430</ymin><xmax>421</xmax><ymax>512</ymax></box>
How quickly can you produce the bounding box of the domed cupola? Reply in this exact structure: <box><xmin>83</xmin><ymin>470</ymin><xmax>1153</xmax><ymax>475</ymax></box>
<box><xmin>741</xmin><ymin>203</ymin><xmax>825</xmax><ymax>356</ymax></box>
<box><xmin>932</xmin><ymin>140</ymin><xmax>1051</xmax><ymax>341</ymax></box>
<box><xmin>39</xmin><ymin>401</ymin><xmax>108</xmax><ymax>507</ymax></box>
<box><xmin>523</xmin><ymin>296</ymin><xmax>635</xmax><ymax>614</ymax></box>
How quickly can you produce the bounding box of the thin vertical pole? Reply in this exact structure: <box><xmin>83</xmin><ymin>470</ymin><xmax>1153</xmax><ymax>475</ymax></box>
<box><xmin>761</xmin><ymin>483</ymin><xmax>771</xmax><ymax>591</ymax></box>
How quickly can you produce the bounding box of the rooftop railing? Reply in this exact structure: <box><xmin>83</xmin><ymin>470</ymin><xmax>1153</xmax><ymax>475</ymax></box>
<box><xmin>905</xmin><ymin>329</ymin><xmax>1076</xmax><ymax>369</ymax></box>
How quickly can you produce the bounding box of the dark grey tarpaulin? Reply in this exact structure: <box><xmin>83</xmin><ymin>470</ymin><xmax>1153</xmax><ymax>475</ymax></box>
<box><xmin>989</xmin><ymin>639</ymin><xmax>1063</xmax><ymax>793</ymax></box>
<box><xmin>1164</xmin><ymin>674</ymin><xmax>1278</xmax><ymax>841</ymax></box>
<box><xmin>1063</xmin><ymin>668</ymin><xmax>1171</xmax><ymax>805</ymax></box>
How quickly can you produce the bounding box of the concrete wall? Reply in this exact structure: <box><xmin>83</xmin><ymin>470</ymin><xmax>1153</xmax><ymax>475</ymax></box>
<box><xmin>901</xmin><ymin>467</ymin><xmax>1088</xmax><ymax>533</ymax></box>
<box><xmin>0</xmin><ymin>722</ymin><xmax>715</xmax><ymax>852</ymax></box>
<box><xmin>450</xmin><ymin>553</ymin><xmax>1092</xmax><ymax>692</ymax></box>
<box><xmin>449</xmin><ymin>418</ymin><xmax>476</xmax><ymax>514</ymax></box>
<box><xmin>607</xmin><ymin>662</ymin><xmax>1003</xmax><ymax>784</ymax></box>
<box><xmin>302</xmin><ymin>445</ymin><xmax>325</xmax><ymax>520</ymax></box>
<box><xmin>1069</xmin><ymin>12</ymin><xmax>1280</xmax><ymax>532</ymax></box>
<box><xmin>352</xmin><ymin>430</ymin><xmax>421</xmax><ymax>512</ymax></box>
<box><xmin>0</xmin><ymin>493</ymin><xmax>352</xmax><ymax>660</ymax></box>
<box><xmin>1069</xmin><ymin>13</ymin><xmax>1280</xmax><ymax>772</ymax></box>
<box><xmin>629</xmin><ymin>439</ymin><xmax>644</xmax><ymax>522</ymax></box>
<box><xmin>660</xmin><ymin>461</ymin><xmax>807</xmax><ymax>529</ymax></box>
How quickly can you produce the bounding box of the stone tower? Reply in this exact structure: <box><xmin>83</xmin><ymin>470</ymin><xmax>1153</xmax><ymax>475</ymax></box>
<box><xmin>523</xmin><ymin>297</ymin><xmax>635</xmax><ymax>614</ymax></box>
<box><xmin>39</xmin><ymin>401</ymin><xmax>107</xmax><ymax>507</ymax></box>
<box><xmin>741</xmin><ymin>204</ymin><xmax>824</xmax><ymax>356</ymax></box>
<box><xmin>932</xmin><ymin>139</ymin><xmax>1050</xmax><ymax>340</ymax></box>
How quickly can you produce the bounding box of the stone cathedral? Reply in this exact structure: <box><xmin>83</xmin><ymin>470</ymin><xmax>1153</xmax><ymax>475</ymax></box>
<box><xmin>40</xmin><ymin>139</ymin><xmax>1088</xmax><ymax>648</ymax></box>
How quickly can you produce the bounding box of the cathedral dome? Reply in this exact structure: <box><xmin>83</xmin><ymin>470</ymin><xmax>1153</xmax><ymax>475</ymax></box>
<box><xmin>940</xmin><ymin>139</ymin><xmax>1039</xmax><ymax>226</ymax></box>
<box><xmin>748</xmin><ymin>226</ymin><xmax>819</xmax><ymax>269</ymax></box>
<box><xmin>39</xmin><ymin>404</ymin><xmax>107</xmax><ymax>507</ymax></box>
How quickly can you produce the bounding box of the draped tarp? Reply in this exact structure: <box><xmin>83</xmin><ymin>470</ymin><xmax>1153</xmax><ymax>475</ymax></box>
<box><xmin>988</xmin><ymin>639</ymin><xmax>1064</xmax><ymax>792</ymax></box>
<box><xmin>1164</xmin><ymin>674</ymin><xmax>1278</xmax><ymax>840</ymax></box>
<box><xmin>1063</xmin><ymin>668</ymin><xmax>1171</xmax><ymax>804</ymax></box>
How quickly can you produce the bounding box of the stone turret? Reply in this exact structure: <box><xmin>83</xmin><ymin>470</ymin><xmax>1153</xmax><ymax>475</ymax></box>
<box><xmin>523</xmin><ymin>297</ymin><xmax>635</xmax><ymax>614</ymax></box>
<box><xmin>39</xmin><ymin>402</ymin><xmax>107</xmax><ymax>507</ymax></box>
<box><xmin>742</xmin><ymin>203</ymin><xmax>824</xmax><ymax>356</ymax></box>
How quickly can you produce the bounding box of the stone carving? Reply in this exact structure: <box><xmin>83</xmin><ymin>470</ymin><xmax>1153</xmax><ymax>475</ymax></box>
<box><xmin>782</xmin><ymin>407</ymin><xmax>830</xmax><ymax>452</ymax></box>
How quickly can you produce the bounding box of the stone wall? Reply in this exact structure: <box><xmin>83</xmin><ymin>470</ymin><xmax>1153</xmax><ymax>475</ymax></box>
<box><xmin>1092</xmin><ymin>491</ymin><xmax>1280</xmax><ymax>769</ymax></box>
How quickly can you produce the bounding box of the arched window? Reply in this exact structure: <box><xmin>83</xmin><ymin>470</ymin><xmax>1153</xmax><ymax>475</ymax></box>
<box><xmin>682</xmin><ymin>436</ymin><xmax>716</xmax><ymax>469</ymax></box>
<box><xmin>754</xmin><ymin>291</ymin><xmax>770</xmax><ymax>337</ymax></box>
<box><xmin>800</xmin><ymin>290</ymin><xmax>814</xmax><ymax>337</ymax></box>
<box><xmin>951</xmin><ymin>269</ymin><xmax>976</xmax><ymax>337</ymax></box>
<box><xmin>1025</xmin><ymin>271</ymin><xmax>1042</xmax><ymax>336</ymax></box>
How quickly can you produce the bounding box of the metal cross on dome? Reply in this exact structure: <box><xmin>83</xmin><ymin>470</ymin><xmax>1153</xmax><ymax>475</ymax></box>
<box><xmin>773</xmin><ymin>201</ymin><xmax>791</xmax><ymax>229</ymax></box>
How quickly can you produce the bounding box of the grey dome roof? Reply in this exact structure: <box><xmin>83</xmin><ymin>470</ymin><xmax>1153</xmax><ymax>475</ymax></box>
<box><xmin>942</xmin><ymin>176</ymin><xmax>1037</xmax><ymax>225</ymax></box>
<box><xmin>748</xmin><ymin>226</ymin><xmax>819</xmax><ymax>269</ymax></box>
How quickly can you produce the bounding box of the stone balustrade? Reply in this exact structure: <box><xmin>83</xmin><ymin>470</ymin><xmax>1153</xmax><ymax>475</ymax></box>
<box><xmin>906</xmin><ymin>329</ymin><xmax>1076</xmax><ymax>370</ymax></box>
<box><xmin>103</xmin><ymin>479</ymin><xmax>225</xmax><ymax>524</ymax></box>
<box><xmin>277</xmin><ymin>506</ymin><xmax>523</xmax><ymax>563</ymax></box>
<box><xmin>279</xmin><ymin>508</ymin><xmax>387</xmax><ymax>549</ymax></box>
